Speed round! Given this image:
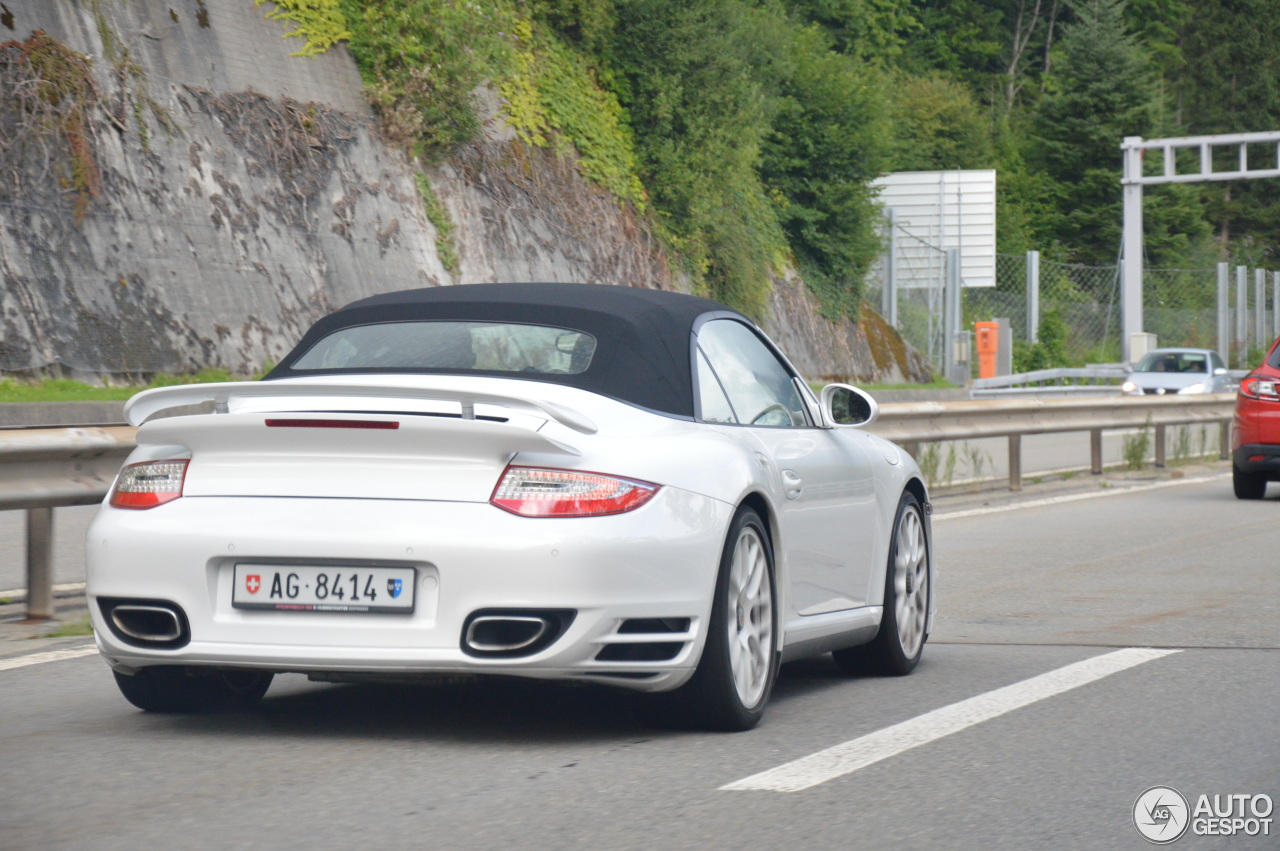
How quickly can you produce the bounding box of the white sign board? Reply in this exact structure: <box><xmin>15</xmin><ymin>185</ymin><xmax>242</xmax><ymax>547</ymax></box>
<box><xmin>872</xmin><ymin>170</ymin><xmax>997</xmax><ymax>288</ymax></box>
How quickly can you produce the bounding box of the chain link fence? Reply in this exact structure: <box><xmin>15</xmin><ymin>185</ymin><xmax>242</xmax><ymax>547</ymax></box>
<box><xmin>966</xmin><ymin>255</ymin><xmax>1123</xmax><ymax>367</ymax></box>
<box><xmin>866</xmin><ymin>221</ymin><xmax>949</xmax><ymax>372</ymax></box>
<box><xmin>873</xmin><ymin>225</ymin><xmax>1280</xmax><ymax>377</ymax></box>
<box><xmin>1143</xmin><ymin>267</ymin><xmax>1219</xmax><ymax>355</ymax></box>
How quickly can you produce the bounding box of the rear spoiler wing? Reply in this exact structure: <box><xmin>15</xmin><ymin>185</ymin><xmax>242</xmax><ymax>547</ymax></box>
<box><xmin>123</xmin><ymin>380</ymin><xmax>599</xmax><ymax>435</ymax></box>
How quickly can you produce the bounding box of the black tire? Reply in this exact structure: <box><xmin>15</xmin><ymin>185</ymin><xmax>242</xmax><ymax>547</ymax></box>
<box><xmin>834</xmin><ymin>491</ymin><xmax>929</xmax><ymax>677</ymax></box>
<box><xmin>1233</xmin><ymin>463</ymin><xmax>1268</xmax><ymax>500</ymax></box>
<box><xmin>637</xmin><ymin>507</ymin><xmax>779</xmax><ymax>732</ymax></box>
<box><xmin>114</xmin><ymin>666</ymin><xmax>273</xmax><ymax>713</ymax></box>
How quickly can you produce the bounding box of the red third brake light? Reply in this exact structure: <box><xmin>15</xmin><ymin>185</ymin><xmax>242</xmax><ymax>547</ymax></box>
<box><xmin>491</xmin><ymin>466</ymin><xmax>659</xmax><ymax>517</ymax></box>
<box><xmin>265</xmin><ymin>419</ymin><xmax>400</xmax><ymax>429</ymax></box>
<box><xmin>110</xmin><ymin>459</ymin><xmax>189</xmax><ymax>509</ymax></box>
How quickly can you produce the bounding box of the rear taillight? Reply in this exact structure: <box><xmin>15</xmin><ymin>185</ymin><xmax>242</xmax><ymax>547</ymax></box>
<box><xmin>110</xmin><ymin>460</ymin><xmax>189</xmax><ymax>509</ymax></box>
<box><xmin>1240</xmin><ymin>375</ymin><xmax>1280</xmax><ymax>400</ymax></box>
<box><xmin>490</xmin><ymin>466</ymin><xmax>659</xmax><ymax>517</ymax></box>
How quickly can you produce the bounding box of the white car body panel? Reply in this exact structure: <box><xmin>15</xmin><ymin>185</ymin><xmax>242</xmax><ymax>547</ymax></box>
<box><xmin>139</xmin><ymin>410</ymin><xmax>577</xmax><ymax>502</ymax></box>
<box><xmin>740</xmin><ymin>425</ymin><xmax>880</xmax><ymax>614</ymax></box>
<box><xmin>90</xmin><ymin>488</ymin><xmax>731</xmax><ymax>691</ymax></box>
<box><xmin>91</xmin><ymin>366</ymin><xmax>934</xmax><ymax>691</ymax></box>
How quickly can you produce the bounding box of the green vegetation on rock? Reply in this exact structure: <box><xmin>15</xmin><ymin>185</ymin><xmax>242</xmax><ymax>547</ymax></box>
<box><xmin>337</xmin><ymin>0</ymin><xmax>517</xmax><ymax>161</ymax></box>
<box><xmin>414</xmin><ymin>173</ymin><xmax>460</xmax><ymax>275</ymax></box>
<box><xmin>255</xmin><ymin>0</ymin><xmax>353</xmax><ymax>57</ymax></box>
<box><xmin>498</xmin><ymin>18</ymin><xmax>646</xmax><ymax>210</ymax></box>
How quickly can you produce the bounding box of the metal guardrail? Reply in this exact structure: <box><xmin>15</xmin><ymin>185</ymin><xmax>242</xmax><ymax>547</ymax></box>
<box><xmin>0</xmin><ymin>426</ymin><xmax>136</xmax><ymax>622</ymax></box>
<box><xmin>971</xmin><ymin>366</ymin><xmax>1251</xmax><ymax>398</ymax></box>
<box><xmin>866</xmin><ymin>393</ymin><xmax>1235</xmax><ymax>495</ymax></box>
<box><xmin>970</xmin><ymin>367</ymin><xmax>1130</xmax><ymax>398</ymax></box>
<box><xmin>1</xmin><ymin>393</ymin><xmax>1238</xmax><ymax>621</ymax></box>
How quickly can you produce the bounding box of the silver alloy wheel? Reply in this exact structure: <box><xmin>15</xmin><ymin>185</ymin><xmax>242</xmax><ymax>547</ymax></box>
<box><xmin>727</xmin><ymin>525</ymin><xmax>773</xmax><ymax>708</ymax></box>
<box><xmin>893</xmin><ymin>505</ymin><xmax>928</xmax><ymax>659</ymax></box>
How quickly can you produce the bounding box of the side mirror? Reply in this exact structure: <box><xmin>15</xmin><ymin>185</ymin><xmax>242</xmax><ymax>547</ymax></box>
<box><xmin>1214</xmin><ymin>367</ymin><xmax>1228</xmax><ymax>376</ymax></box>
<box><xmin>820</xmin><ymin>384</ymin><xmax>879</xmax><ymax>428</ymax></box>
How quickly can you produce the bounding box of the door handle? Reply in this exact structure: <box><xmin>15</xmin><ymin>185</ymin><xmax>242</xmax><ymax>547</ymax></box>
<box><xmin>782</xmin><ymin>469</ymin><xmax>802</xmax><ymax>500</ymax></box>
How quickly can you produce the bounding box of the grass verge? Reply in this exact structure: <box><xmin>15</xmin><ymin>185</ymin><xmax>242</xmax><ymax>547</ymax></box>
<box><xmin>39</xmin><ymin>614</ymin><xmax>94</xmax><ymax>638</ymax></box>
<box><xmin>0</xmin><ymin>366</ymin><xmax>266</xmax><ymax>403</ymax></box>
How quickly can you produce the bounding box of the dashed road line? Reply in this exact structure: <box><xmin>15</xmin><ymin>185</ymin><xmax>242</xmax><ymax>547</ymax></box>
<box><xmin>0</xmin><ymin>646</ymin><xmax>98</xmax><ymax>672</ymax></box>
<box><xmin>722</xmin><ymin>647</ymin><xmax>1181</xmax><ymax>793</ymax></box>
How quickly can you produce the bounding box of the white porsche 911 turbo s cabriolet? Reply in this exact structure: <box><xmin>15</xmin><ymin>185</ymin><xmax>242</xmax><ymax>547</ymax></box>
<box><xmin>88</xmin><ymin>283</ymin><xmax>934</xmax><ymax>731</ymax></box>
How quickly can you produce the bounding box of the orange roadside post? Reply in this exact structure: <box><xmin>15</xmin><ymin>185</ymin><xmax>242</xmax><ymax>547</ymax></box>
<box><xmin>974</xmin><ymin>321</ymin><xmax>999</xmax><ymax>379</ymax></box>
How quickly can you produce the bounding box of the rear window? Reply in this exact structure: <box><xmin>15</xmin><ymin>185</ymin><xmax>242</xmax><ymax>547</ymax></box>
<box><xmin>1133</xmin><ymin>351</ymin><xmax>1207</xmax><ymax>374</ymax></box>
<box><xmin>291</xmin><ymin>321</ymin><xmax>597</xmax><ymax>375</ymax></box>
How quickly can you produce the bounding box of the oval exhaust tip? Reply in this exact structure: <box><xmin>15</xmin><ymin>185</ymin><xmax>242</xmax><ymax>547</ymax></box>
<box><xmin>464</xmin><ymin>616</ymin><xmax>551</xmax><ymax>653</ymax></box>
<box><xmin>110</xmin><ymin>605</ymin><xmax>183</xmax><ymax>642</ymax></box>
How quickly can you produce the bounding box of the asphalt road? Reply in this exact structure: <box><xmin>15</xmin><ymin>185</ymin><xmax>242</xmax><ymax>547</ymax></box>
<box><xmin>1</xmin><ymin>475</ymin><xmax>1277</xmax><ymax>850</ymax></box>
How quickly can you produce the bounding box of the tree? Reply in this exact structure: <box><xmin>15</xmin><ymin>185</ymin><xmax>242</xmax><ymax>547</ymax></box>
<box><xmin>1030</xmin><ymin>0</ymin><xmax>1156</xmax><ymax>263</ymax></box>
<box><xmin>886</xmin><ymin>74</ymin><xmax>994</xmax><ymax>170</ymax></box>
<box><xmin>760</xmin><ymin>24</ymin><xmax>892</xmax><ymax>314</ymax></box>
<box><xmin>781</xmin><ymin>0</ymin><xmax>920</xmax><ymax>63</ymax></box>
<box><xmin>611</xmin><ymin>0</ymin><xmax>786</xmax><ymax>315</ymax></box>
<box><xmin>1178</xmin><ymin>0</ymin><xmax>1280</xmax><ymax>256</ymax></box>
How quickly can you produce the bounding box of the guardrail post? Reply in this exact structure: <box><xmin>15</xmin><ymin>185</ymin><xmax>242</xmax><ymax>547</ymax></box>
<box><xmin>903</xmin><ymin>441</ymin><xmax>919</xmax><ymax>459</ymax></box>
<box><xmin>1090</xmin><ymin>429</ymin><xmax>1103</xmax><ymax>474</ymax></box>
<box><xmin>1220</xmin><ymin>422</ymin><xmax>1230</xmax><ymax>460</ymax></box>
<box><xmin>1008</xmin><ymin>434</ymin><xmax>1022</xmax><ymax>491</ymax></box>
<box><xmin>1153</xmin><ymin>424</ymin><xmax>1167</xmax><ymax>468</ymax></box>
<box><xmin>25</xmin><ymin>507</ymin><xmax>54</xmax><ymax>622</ymax></box>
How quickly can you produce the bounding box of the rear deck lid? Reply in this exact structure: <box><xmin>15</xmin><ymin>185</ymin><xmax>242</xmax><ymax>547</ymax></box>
<box><xmin>136</xmin><ymin>405</ymin><xmax>581</xmax><ymax>503</ymax></box>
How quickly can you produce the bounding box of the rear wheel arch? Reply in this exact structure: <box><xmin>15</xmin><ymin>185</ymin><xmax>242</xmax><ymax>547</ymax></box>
<box><xmin>636</xmin><ymin>503</ymin><xmax>779</xmax><ymax>731</ymax></box>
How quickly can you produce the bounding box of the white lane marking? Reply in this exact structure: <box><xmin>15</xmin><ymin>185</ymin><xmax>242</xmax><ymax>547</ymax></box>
<box><xmin>722</xmin><ymin>647</ymin><xmax>1181</xmax><ymax>793</ymax></box>
<box><xmin>0</xmin><ymin>581</ymin><xmax>86</xmax><ymax>599</ymax></box>
<box><xmin>934</xmin><ymin>473</ymin><xmax>1230</xmax><ymax>521</ymax></box>
<box><xmin>0</xmin><ymin>646</ymin><xmax>98</xmax><ymax>672</ymax></box>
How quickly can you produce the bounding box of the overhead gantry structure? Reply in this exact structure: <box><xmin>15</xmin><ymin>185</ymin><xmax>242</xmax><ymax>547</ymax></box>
<box><xmin>1121</xmin><ymin>130</ymin><xmax>1280</xmax><ymax>362</ymax></box>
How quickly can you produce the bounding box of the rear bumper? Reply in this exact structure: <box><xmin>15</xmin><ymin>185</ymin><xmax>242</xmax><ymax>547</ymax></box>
<box><xmin>1232</xmin><ymin>444</ymin><xmax>1280</xmax><ymax>475</ymax></box>
<box><xmin>87</xmin><ymin>491</ymin><xmax>731</xmax><ymax>692</ymax></box>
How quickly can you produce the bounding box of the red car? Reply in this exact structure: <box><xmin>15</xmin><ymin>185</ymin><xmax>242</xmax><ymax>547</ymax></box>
<box><xmin>1232</xmin><ymin>339</ymin><xmax>1280</xmax><ymax>499</ymax></box>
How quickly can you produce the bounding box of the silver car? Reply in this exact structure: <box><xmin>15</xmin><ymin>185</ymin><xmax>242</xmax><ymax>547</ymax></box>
<box><xmin>1122</xmin><ymin>347</ymin><xmax>1233</xmax><ymax>395</ymax></box>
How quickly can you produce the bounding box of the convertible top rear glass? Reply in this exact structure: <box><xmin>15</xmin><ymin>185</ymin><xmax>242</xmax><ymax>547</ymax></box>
<box><xmin>267</xmin><ymin>283</ymin><xmax>749</xmax><ymax>418</ymax></box>
<box><xmin>291</xmin><ymin>321</ymin><xmax>598</xmax><ymax>375</ymax></box>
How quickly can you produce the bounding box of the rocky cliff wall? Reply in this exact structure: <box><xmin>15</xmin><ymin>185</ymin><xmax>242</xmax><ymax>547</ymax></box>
<box><xmin>0</xmin><ymin>0</ymin><xmax>929</xmax><ymax>384</ymax></box>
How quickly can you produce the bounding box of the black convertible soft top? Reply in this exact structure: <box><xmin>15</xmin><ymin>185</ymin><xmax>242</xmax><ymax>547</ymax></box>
<box><xmin>266</xmin><ymin>283</ymin><xmax>747</xmax><ymax>418</ymax></box>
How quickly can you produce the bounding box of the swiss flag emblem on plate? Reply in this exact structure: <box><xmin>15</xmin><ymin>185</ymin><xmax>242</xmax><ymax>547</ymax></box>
<box><xmin>245</xmin><ymin>574</ymin><xmax>261</xmax><ymax>595</ymax></box>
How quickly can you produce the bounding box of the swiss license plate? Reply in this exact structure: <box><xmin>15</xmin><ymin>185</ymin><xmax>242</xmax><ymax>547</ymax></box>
<box><xmin>233</xmin><ymin>564</ymin><xmax>416</xmax><ymax>613</ymax></box>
